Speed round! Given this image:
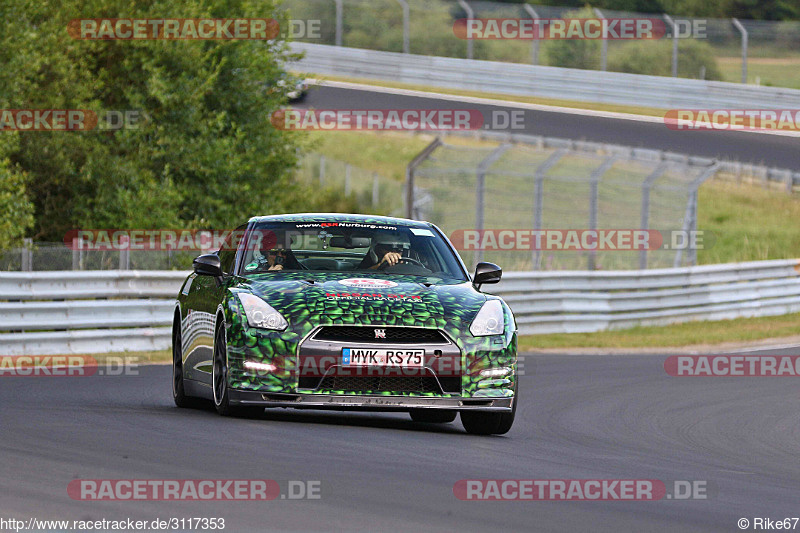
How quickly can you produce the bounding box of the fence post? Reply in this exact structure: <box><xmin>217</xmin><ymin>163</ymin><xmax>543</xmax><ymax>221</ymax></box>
<box><xmin>334</xmin><ymin>0</ymin><xmax>343</xmax><ymax>46</ymax></box>
<box><xmin>405</xmin><ymin>137</ymin><xmax>442</xmax><ymax>219</ymax></box>
<box><xmin>395</xmin><ymin>0</ymin><xmax>410</xmax><ymax>53</ymax></box>
<box><xmin>675</xmin><ymin>162</ymin><xmax>719</xmax><ymax>267</ymax></box>
<box><xmin>523</xmin><ymin>4</ymin><xmax>540</xmax><ymax>65</ymax></box>
<box><xmin>344</xmin><ymin>164</ymin><xmax>351</xmax><ymax>195</ymax></box>
<box><xmin>531</xmin><ymin>150</ymin><xmax>568</xmax><ymax>270</ymax></box>
<box><xmin>663</xmin><ymin>15</ymin><xmax>678</xmax><ymax>77</ymax></box>
<box><xmin>474</xmin><ymin>144</ymin><xmax>512</xmax><ymax>265</ymax></box>
<box><xmin>587</xmin><ymin>155</ymin><xmax>620</xmax><ymax>270</ymax></box>
<box><xmin>639</xmin><ymin>162</ymin><xmax>668</xmax><ymax>269</ymax></box>
<box><xmin>457</xmin><ymin>0</ymin><xmax>474</xmax><ymax>60</ymax></box>
<box><xmin>319</xmin><ymin>155</ymin><xmax>325</xmax><ymax>185</ymax></box>
<box><xmin>594</xmin><ymin>8</ymin><xmax>607</xmax><ymax>71</ymax></box>
<box><xmin>372</xmin><ymin>172</ymin><xmax>380</xmax><ymax>207</ymax></box>
<box><xmin>732</xmin><ymin>18</ymin><xmax>748</xmax><ymax>84</ymax></box>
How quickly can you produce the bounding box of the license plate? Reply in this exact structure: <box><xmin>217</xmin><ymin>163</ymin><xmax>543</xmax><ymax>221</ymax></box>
<box><xmin>342</xmin><ymin>348</ymin><xmax>424</xmax><ymax>367</ymax></box>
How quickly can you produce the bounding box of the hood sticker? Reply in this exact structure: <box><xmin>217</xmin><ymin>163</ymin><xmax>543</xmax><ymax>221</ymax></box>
<box><xmin>338</xmin><ymin>278</ymin><xmax>398</xmax><ymax>289</ymax></box>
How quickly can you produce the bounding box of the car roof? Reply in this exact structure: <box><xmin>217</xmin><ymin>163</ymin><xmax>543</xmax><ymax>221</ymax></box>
<box><xmin>248</xmin><ymin>213</ymin><xmax>432</xmax><ymax>228</ymax></box>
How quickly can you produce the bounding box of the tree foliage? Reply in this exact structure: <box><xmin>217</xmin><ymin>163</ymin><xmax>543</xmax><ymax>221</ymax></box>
<box><xmin>0</xmin><ymin>0</ymin><xmax>310</xmax><ymax>242</ymax></box>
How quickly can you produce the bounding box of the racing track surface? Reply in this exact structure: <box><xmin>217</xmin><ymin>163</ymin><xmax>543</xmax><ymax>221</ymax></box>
<box><xmin>3</xmin><ymin>349</ymin><xmax>800</xmax><ymax>532</ymax></box>
<box><xmin>302</xmin><ymin>85</ymin><xmax>800</xmax><ymax>170</ymax></box>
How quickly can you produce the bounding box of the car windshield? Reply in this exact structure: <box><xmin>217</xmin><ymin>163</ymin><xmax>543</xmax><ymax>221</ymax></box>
<box><xmin>237</xmin><ymin>221</ymin><xmax>467</xmax><ymax>281</ymax></box>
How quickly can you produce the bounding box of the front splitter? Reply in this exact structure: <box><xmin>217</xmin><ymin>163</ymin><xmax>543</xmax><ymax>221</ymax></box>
<box><xmin>228</xmin><ymin>389</ymin><xmax>513</xmax><ymax>412</ymax></box>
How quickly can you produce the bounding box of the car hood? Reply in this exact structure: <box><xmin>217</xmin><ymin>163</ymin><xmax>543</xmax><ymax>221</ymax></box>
<box><xmin>233</xmin><ymin>271</ymin><xmax>486</xmax><ymax>326</ymax></box>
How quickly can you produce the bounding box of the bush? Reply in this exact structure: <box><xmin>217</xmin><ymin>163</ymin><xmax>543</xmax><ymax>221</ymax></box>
<box><xmin>540</xmin><ymin>8</ymin><xmax>602</xmax><ymax>70</ymax></box>
<box><xmin>608</xmin><ymin>39</ymin><xmax>722</xmax><ymax>80</ymax></box>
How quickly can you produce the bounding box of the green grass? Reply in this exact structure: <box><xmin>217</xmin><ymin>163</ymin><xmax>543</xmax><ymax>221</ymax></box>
<box><xmin>697</xmin><ymin>180</ymin><xmax>800</xmax><ymax>264</ymax></box>
<box><xmin>717</xmin><ymin>56</ymin><xmax>800</xmax><ymax>89</ymax></box>
<box><xmin>518</xmin><ymin>312</ymin><xmax>800</xmax><ymax>351</ymax></box>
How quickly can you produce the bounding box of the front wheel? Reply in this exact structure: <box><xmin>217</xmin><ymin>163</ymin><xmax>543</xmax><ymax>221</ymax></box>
<box><xmin>212</xmin><ymin>325</ymin><xmax>263</xmax><ymax>418</ymax></box>
<box><xmin>461</xmin><ymin>391</ymin><xmax>517</xmax><ymax>435</ymax></box>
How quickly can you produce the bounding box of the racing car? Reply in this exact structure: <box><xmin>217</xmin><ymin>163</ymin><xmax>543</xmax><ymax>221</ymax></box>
<box><xmin>172</xmin><ymin>214</ymin><xmax>517</xmax><ymax>435</ymax></box>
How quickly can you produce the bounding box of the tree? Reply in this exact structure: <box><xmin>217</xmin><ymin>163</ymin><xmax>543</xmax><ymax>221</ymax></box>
<box><xmin>0</xmin><ymin>0</ymin><xmax>308</xmax><ymax>242</ymax></box>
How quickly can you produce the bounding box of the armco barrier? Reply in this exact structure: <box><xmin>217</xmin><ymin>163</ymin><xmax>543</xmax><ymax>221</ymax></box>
<box><xmin>291</xmin><ymin>42</ymin><xmax>800</xmax><ymax>110</ymax></box>
<box><xmin>492</xmin><ymin>259</ymin><xmax>800</xmax><ymax>334</ymax></box>
<box><xmin>1</xmin><ymin>260</ymin><xmax>799</xmax><ymax>355</ymax></box>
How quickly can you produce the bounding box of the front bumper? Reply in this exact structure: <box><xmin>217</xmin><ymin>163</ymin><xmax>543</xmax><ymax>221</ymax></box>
<box><xmin>228</xmin><ymin>389</ymin><xmax>514</xmax><ymax>412</ymax></box>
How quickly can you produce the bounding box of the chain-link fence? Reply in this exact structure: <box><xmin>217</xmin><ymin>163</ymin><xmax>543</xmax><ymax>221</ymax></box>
<box><xmin>294</xmin><ymin>152</ymin><xmax>403</xmax><ymax>217</ymax></box>
<box><xmin>0</xmin><ymin>155</ymin><xmax>399</xmax><ymax>271</ymax></box>
<box><xmin>280</xmin><ymin>0</ymin><xmax>800</xmax><ymax>89</ymax></box>
<box><xmin>406</xmin><ymin>134</ymin><xmax>717</xmax><ymax>271</ymax></box>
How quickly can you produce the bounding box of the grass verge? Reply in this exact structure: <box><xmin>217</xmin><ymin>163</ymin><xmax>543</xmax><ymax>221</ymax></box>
<box><xmin>518</xmin><ymin>313</ymin><xmax>800</xmax><ymax>351</ymax></box>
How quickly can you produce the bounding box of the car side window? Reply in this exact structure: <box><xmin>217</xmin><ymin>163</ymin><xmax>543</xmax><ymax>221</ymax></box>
<box><xmin>218</xmin><ymin>224</ymin><xmax>247</xmax><ymax>274</ymax></box>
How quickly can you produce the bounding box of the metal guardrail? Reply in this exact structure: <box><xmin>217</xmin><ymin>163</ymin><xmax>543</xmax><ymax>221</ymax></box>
<box><xmin>291</xmin><ymin>42</ymin><xmax>800</xmax><ymax>110</ymax></box>
<box><xmin>0</xmin><ymin>271</ymin><xmax>186</xmax><ymax>356</ymax></box>
<box><xmin>492</xmin><ymin>259</ymin><xmax>800</xmax><ymax>334</ymax></box>
<box><xmin>2</xmin><ymin>260</ymin><xmax>800</xmax><ymax>354</ymax></box>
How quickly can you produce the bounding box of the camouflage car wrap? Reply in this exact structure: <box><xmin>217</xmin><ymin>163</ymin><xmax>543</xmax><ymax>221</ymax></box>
<box><xmin>221</xmin><ymin>271</ymin><xmax>517</xmax><ymax>398</ymax></box>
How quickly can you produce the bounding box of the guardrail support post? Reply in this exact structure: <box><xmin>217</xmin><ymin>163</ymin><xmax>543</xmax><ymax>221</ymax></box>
<box><xmin>21</xmin><ymin>238</ymin><xmax>32</xmax><ymax>272</ymax></box>
<box><xmin>732</xmin><ymin>18</ymin><xmax>748</xmax><ymax>84</ymax></box>
<box><xmin>405</xmin><ymin>137</ymin><xmax>443</xmax><ymax>219</ymax></box>
<box><xmin>395</xmin><ymin>0</ymin><xmax>410</xmax><ymax>53</ymax></box>
<box><xmin>639</xmin><ymin>162</ymin><xmax>668</xmax><ymax>269</ymax></box>
<box><xmin>334</xmin><ymin>0</ymin><xmax>343</xmax><ymax>47</ymax></box>
<box><xmin>372</xmin><ymin>172</ymin><xmax>380</xmax><ymax>206</ymax></box>
<box><xmin>587</xmin><ymin>154</ymin><xmax>620</xmax><ymax>270</ymax></box>
<box><xmin>532</xmin><ymin>149</ymin><xmax>568</xmax><ymax>270</ymax></box>
<box><xmin>523</xmin><ymin>4</ymin><xmax>540</xmax><ymax>65</ymax></box>
<box><xmin>663</xmin><ymin>14</ymin><xmax>678</xmax><ymax>77</ymax></box>
<box><xmin>594</xmin><ymin>8</ymin><xmax>607</xmax><ymax>71</ymax></box>
<box><xmin>457</xmin><ymin>0</ymin><xmax>474</xmax><ymax>60</ymax></box>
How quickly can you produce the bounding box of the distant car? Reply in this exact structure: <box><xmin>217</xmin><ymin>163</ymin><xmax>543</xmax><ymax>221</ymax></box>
<box><xmin>172</xmin><ymin>213</ymin><xmax>518</xmax><ymax>435</ymax></box>
<box><xmin>274</xmin><ymin>73</ymin><xmax>308</xmax><ymax>102</ymax></box>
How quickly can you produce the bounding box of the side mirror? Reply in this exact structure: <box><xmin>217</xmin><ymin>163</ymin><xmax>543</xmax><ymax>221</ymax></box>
<box><xmin>473</xmin><ymin>262</ymin><xmax>502</xmax><ymax>290</ymax></box>
<box><xmin>193</xmin><ymin>254</ymin><xmax>223</xmax><ymax>277</ymax></box>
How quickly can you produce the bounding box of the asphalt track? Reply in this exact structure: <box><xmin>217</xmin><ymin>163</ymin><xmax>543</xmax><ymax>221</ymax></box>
<box><xmin>3</xmin><ymin>348</ymin><xmax>800</xmax><ymax>532</ymax></box>
<box><xmin>302</xmin><ymin>85</ymin><xmax>800</xmax><ymax>170</ymax></box>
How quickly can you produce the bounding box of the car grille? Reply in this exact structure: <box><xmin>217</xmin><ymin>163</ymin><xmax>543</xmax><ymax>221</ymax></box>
<box><xmin>313</xmin><ymin>326</ymin><xmax>448</xmax><ymax>344</ymax></box>
<box><xmin>316</xmin><ymin>375</ymin><xmax>442</xmax><ymax>394</ymax></box>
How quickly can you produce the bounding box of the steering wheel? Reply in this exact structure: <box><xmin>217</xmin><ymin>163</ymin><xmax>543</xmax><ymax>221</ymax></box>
<box><xmin>380</xmin><ymin>256</ymin><xmax>426</xmax><ymax>269</ymax></box>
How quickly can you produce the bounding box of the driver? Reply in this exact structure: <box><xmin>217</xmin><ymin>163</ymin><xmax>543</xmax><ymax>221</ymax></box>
<box><xmin>359</xmin><ymin>232</ymin><xmax>410</xmax><ymax>270</ymax></box>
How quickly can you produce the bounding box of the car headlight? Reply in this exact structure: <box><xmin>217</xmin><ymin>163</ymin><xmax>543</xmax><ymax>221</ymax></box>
<box><xmin>237</xmin><ymin>293</ymin><xmax>288</xmax><ymax>331</ymax></box>
<box><xmin>469</xmin><ymin>300</ymin><xmax>505</xmax><ymax>337</ymax></box>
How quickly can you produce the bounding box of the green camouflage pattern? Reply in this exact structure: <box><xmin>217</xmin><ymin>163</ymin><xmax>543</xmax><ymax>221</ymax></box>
<box><xmin>222</xmin><ymin>271</ymin><xmax>517</xmax><ymax>398</ymax></box>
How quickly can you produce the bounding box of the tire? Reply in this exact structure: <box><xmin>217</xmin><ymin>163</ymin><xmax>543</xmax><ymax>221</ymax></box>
<box><xmin>212</xmin><ymin>325</ymin><xmax>263</xmax><ymax>418</ymax></box>
<box><xmin>409</xmin><ymin>409</ymin><xmax>457</xmax><ymax>423</ymax></box>
<box><xmin>461</xmin><ymin>390</ymin><xmax>517</xmax><ymax>435</ymax></box>
<box><xmin>173</xmin><ymin>323</ymin><xmax>204</xmax><ymax>408</ymax></box>
<box><xmin>460</xmin><ymin>411</ymin><xmax>502</xmax><ymax>435</ymax></box>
